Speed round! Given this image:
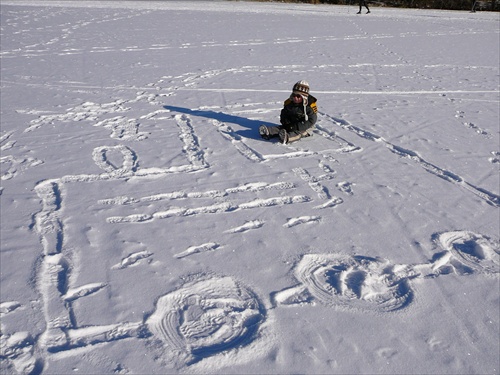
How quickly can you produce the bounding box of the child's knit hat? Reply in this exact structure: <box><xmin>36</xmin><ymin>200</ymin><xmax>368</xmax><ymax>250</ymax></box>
<box><xmin>292</xmin><ymin>80</ymin><xmax>310</xmax><ymax>97</ymax></box>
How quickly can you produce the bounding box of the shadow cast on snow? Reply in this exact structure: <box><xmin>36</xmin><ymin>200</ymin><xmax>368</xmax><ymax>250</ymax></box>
<box><xmin>164</xmin><ymin>105</ymin><xmax>276</xmax><ymax>140</ymax></box>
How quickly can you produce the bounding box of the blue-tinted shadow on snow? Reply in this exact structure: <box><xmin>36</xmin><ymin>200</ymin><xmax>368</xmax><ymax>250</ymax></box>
<box><xmin>164</xmin><ymin>105</ymin><xmax>276</xmax><ymax>140</ymax></box>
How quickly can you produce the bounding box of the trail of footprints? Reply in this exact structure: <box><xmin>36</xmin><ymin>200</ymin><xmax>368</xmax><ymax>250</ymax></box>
<box><xmin>6</xmin><ymin>114</ymin><xmax>499</xmax><ymax>373</ymax></box>
<box><xmin>2</xmin><ymin>5</ymin><xmax>491</xmax><ymax>61</ymax></box>
<box><xmin>2</xmin><ymin>188</ymin><xmax>496</xmax><ymax>367</ymax></box>
<box><xmin>3</xmin><ymin>95</ymin><xmax>359</xmax><ymax>371</ymax></box>
<box><xmin>1</xmin><ymin>131</ymin><xmax>43</xmax><ymax>181</ymax></box>
<box><xmin>13</xmin><ymin>61</ymin><xmax>498</xmax><ymax>203</ymax></box>
<box><xmin>3</xmin><ymin>66</ymin><xmax>499</xmax><ymax>372</ymax></box>
<box><xmin>8</xmin><ymin>112</ymin><xmax>500</xmax><ymax>363</ymax></box>
<box><xmin>320</xmin><ymin>111</ymin><xmax>500</xmax><ymax>207</ymax></box>
<box><xmin>4</xmin><ymin>217</ymin><xmax>498</xmax><ymax>372</ymax></box>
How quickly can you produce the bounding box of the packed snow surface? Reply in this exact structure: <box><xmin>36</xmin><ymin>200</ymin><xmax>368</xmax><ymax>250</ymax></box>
<box><xmin>1</xmin><ymin>1</ymin><xmax>499</xmax><ymax>374</ymax></box>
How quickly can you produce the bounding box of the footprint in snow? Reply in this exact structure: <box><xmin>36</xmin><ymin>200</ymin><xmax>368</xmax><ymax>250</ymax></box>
<box><xmin>283</xmin><ymin>216</ymin><xmax>321</xmax><ymax>228</ymax></box>
<box><xmin>174</xmin><ymin>242</ymin><xmax>222</xmax><ymax>259</ymax></box>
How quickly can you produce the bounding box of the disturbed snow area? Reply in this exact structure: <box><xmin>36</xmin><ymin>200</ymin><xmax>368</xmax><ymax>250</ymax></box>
<box><xmin>0</xmin><ymin>1</ymin><xmax>499</xmax><ymax>374</ymax></box>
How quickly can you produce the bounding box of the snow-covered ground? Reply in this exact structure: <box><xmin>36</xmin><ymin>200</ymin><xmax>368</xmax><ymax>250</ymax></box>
<box><xmin>1</xmin><ymin>1</ymin><xmax>499</xmax><ymax>374</ymax></box>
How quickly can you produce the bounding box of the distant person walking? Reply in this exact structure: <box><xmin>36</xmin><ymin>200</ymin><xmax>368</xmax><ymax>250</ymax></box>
<box><xmin>357</xmin><ymin>0</ymin><xmax>370</xmax><ymax>14</ymax></box>
<box><xmin>471</xmin><ymin>0</ymin><xmax>477</xmax><ymax>12</ymax></box>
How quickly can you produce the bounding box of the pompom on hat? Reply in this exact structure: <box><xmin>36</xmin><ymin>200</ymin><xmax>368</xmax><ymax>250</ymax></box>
<box><xmin>292</xmin><ymin>80</ymin><xmax>310</xmax><ymax>97</ymax></box>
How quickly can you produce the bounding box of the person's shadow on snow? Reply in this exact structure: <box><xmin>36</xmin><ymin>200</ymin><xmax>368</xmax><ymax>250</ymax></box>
<box><xmin>164</xmin><ymin>105</ymin><xmax>276</xmax><ymax>140</ymax></box>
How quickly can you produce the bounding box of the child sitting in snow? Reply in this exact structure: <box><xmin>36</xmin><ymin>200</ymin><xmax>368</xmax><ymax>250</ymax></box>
<box><xmin>259</xmin><ymin>80</ymin><xmax>317</xmax><ymax>144</ymax></box>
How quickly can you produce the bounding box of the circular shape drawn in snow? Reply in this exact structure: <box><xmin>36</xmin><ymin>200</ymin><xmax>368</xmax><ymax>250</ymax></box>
<box><xmin>438</xmin><ymin>231</ymin><xmax>499</xmax><ymax>274</ymax></box>
<box><xmin>296</xmin><ymin>254</ymin><xmax>412</xmax><ymax>312</ymax></box>
<box><xmin>92</xmin><ymin>145</ymin><xmax>137</xmax><ymax>175</ymax></box>
<box><xmin>146</xmin><ymin>276</ymin><xmax>264</xmax><ymax>365</ymax></box>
